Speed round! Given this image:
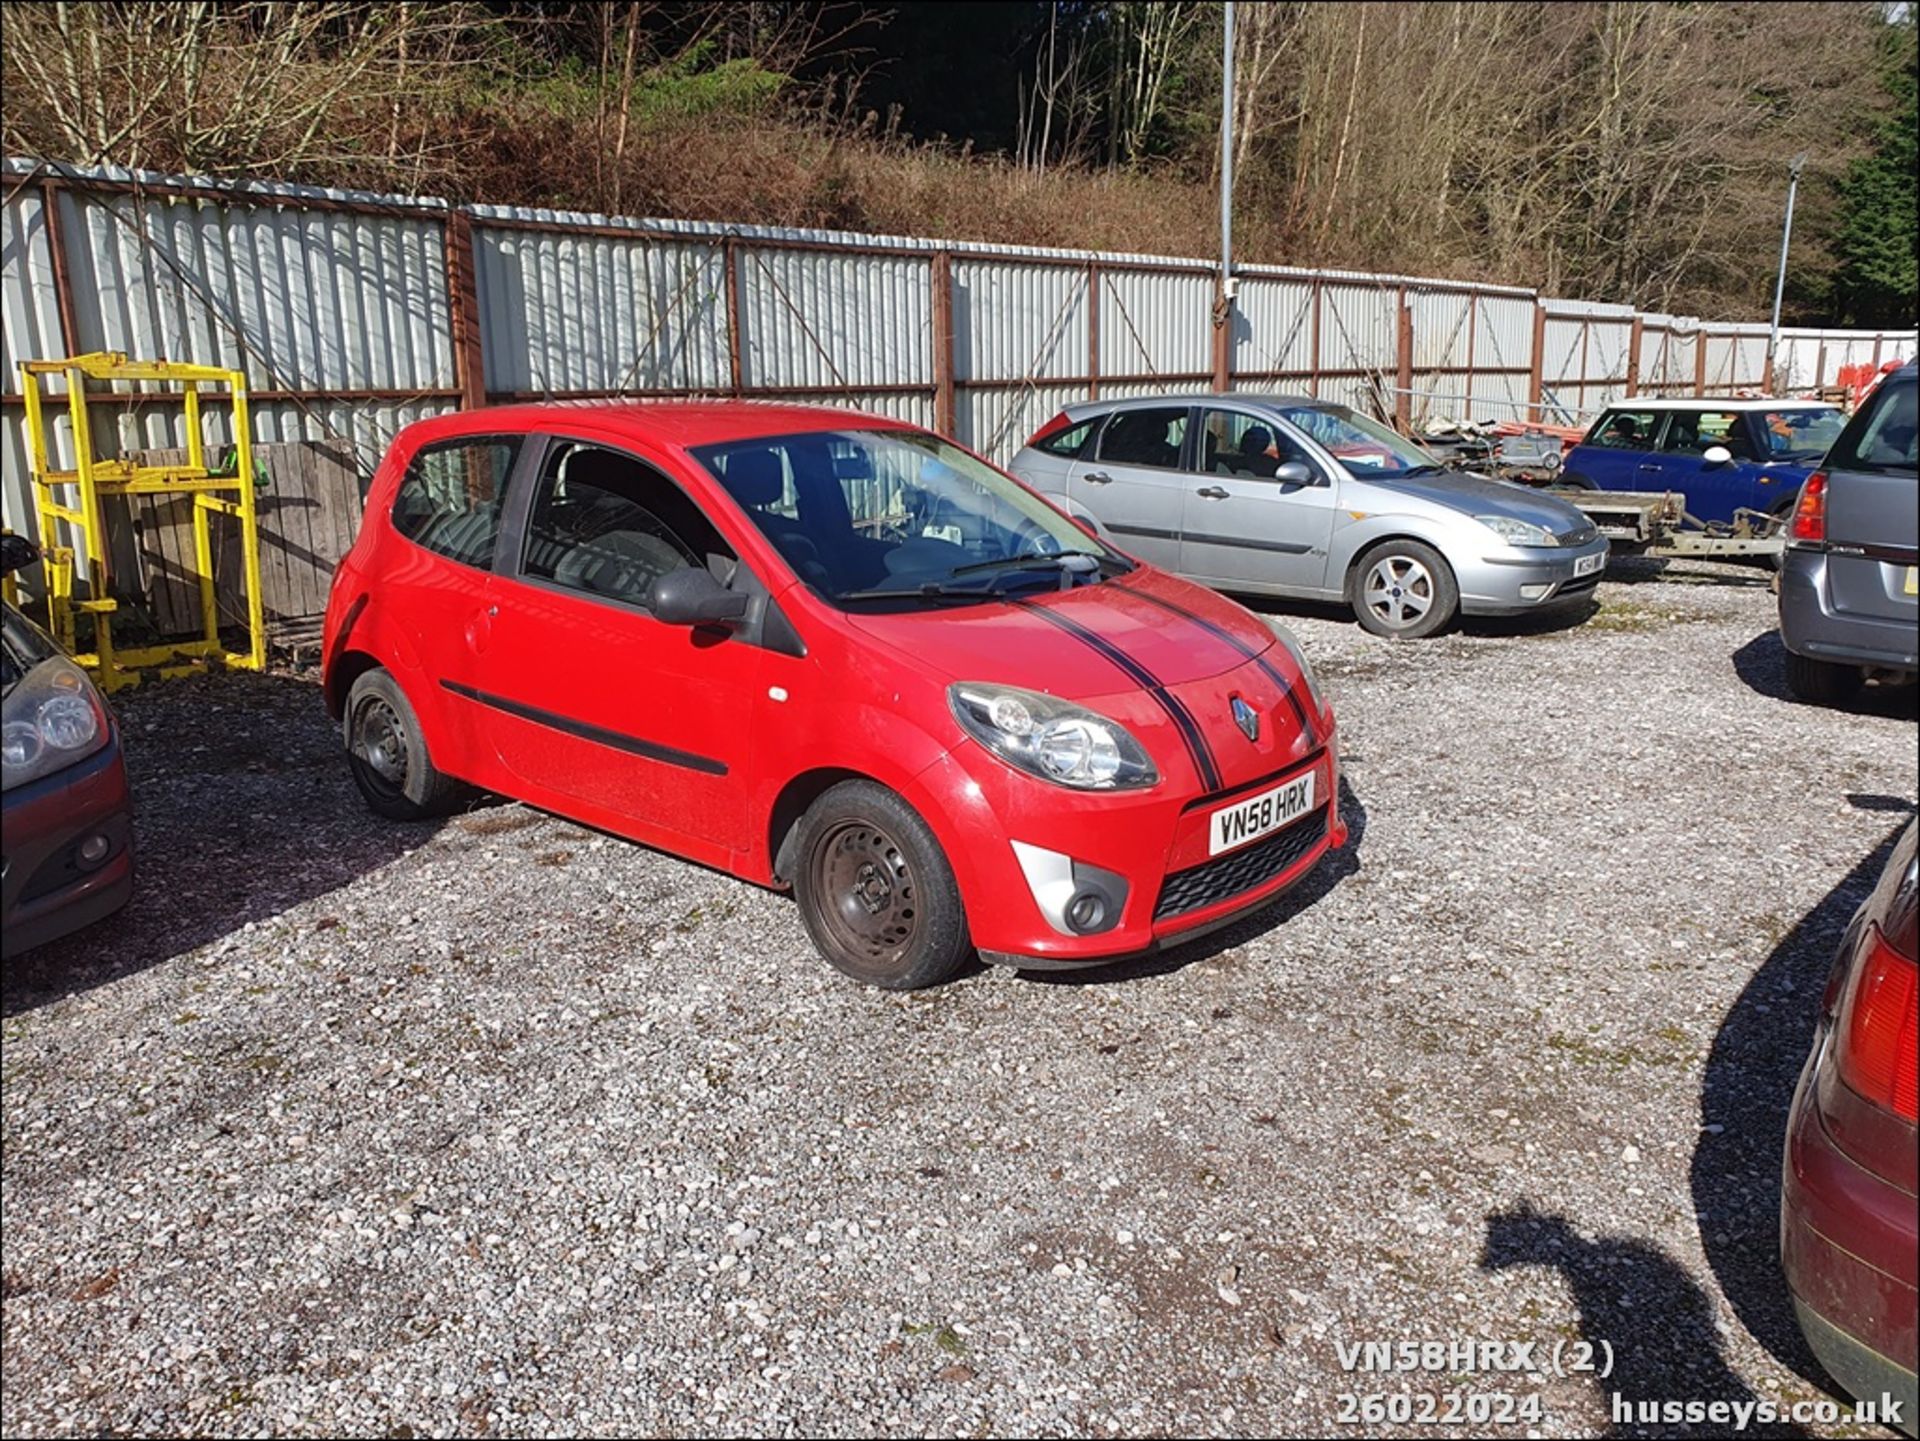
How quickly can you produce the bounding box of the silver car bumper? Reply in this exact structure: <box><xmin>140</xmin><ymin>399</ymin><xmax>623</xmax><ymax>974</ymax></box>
<box><xmin>1458</xmin><ymin>538</ymin><xmax>1611</xmax><ymax>615</ymax></box>
<box><xmin>1780</xmin><ymin>547</ymin><xmax>1920</xmax><ymax>671</ymax></box>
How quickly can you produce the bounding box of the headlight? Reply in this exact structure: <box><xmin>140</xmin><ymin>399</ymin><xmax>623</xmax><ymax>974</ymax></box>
<box><xmin>1</xmin><ymin>656</ymin><xmax>107</xmax><ymax>792</ymax></box>
<box><xmin>1260</xmin><ymin>617</ymin><xmax>1326</xmax><ymax>713</ymax></box>
<box><xmin>1476</xmin><ymin>514</ymin><xmax>1556</xmax><ymax>547</ymax></box>
<box><xmin>948</xmin><ymin>683</ymin><xmax>1157</xmax><ymax>790</ymax></box>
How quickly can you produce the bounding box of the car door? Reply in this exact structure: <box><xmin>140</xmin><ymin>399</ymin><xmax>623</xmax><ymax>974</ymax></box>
<box><xmin>1645</xmin><ymin>408</ymin><xmax>1754</xmax><ymax>524</ymax></box>
<box><xmin>1062</xmin><ymin>405</ymin><xmax>1192</xmax><ymax>568</ymax></box>
<box><xmin>1177</xmin><ymin>407</ymin><xmax>1336</xmax><ymax>593</ymax></box>
<box><xmin>1566</xmin><ymin>407</ymin><xmax>1669</xmax><ymax>493</ymax></box>
<box><xmin>475</xmin><ymin>436</ymin><xmax>765</xmax><ymax>854</ymax></box>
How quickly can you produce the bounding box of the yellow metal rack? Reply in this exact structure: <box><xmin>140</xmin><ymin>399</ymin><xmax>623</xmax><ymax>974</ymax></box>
<box><xmin>16</xmin><ymin>352</ymin><xmax>266</xmax><ymax>692</ymax></box>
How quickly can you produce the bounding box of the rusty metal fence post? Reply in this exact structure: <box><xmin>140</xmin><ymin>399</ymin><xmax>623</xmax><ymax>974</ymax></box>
<box><xmin>931</xmin><ymin>249</ymin><xmax>956</xmax><ymax>435</ymax></box>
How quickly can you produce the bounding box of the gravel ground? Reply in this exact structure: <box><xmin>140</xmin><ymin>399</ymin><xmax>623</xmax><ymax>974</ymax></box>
<box><xmin>4</xmin><ymin>558</ymin><xmax>1915</xmax><ymax>1439</ymax></box>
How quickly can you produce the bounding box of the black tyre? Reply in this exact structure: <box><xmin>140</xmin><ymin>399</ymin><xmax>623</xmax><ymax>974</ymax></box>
<box><xmin>1557</xmin><ymin>472</ymin><xmax>1598</xmax><ymax>491</ymax></box>
<box><xmin>1349</xmin><ymin>539</ymin><xmax>1460</xmax><ymax>639</ymax></box>
<box><xmin>344</xmin><ymin>668</ymin><xmax>467</xmax><ymax>820</ymax></box>
<box><xmin>1784</xmin><ymin>650</ymin><xmax>1863</xmax><ymax>707</ymax></box>
<box><xmin>791</xmin><ymin>780</ymin><xmax>971</xmax><ymax>989</ymax></box>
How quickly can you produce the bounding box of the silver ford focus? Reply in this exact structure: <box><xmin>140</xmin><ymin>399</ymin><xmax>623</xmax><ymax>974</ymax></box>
<box><xmin>1010</xmin><ymin>395</ymin><xmax>1608</xmax><ymax>639</ymax></box>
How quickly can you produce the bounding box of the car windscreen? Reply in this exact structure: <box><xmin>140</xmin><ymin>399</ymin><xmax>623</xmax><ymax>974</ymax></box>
<box><xmin>1825</xmin><ymin>379</ymin><xmax>1918</xmax><ymax>477</ymax></box>
<box><xmin>691</xmin><ymin>429</ymin><xmax>1128</xmax><ymax>605</ymax></box>
<box><xmin>1271</xmin><ymin>405</ymin><xmax>1443</xmax><ymax>478</ymax></box>
<box><xmin>1757</xmin><ymin>408</ymin><xmax>1846</xmax><ymax>462</ymax></box>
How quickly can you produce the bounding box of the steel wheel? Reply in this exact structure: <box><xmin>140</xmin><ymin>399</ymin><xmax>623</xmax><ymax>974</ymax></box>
<box><xmin>809</xmin><ymin>818</ymin><xmax>921</xmax><ymax>979</ymax></box>
<box><xmin>352</xmin><ymin>693</ymin><xmax>411</xmax><ymax>801</ymax></box>
<box><xmin>1362</xmin><ymin>554</ymin><xmax>1435</xmax><ymax>631</ymax></box>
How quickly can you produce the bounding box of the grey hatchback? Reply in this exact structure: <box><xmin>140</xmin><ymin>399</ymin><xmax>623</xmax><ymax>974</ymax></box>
<box><xmin>1779</xmin><ymin>361</ymin><xmax>1919</xmax><ymax>704</ymax></box>
<box><xmin>1011</xmin><ymin>395</ymin><xmax>1606</xmax><ymax>639</ymax></box>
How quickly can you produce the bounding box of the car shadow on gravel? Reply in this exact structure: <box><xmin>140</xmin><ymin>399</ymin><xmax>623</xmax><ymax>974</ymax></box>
<box><xmin>1731</xmin><ymin>631</ymin><xmax>1920</xmax><ymax>720</ymax></box>
<box><xmin>1232</xmin><ymin>591</ymin><xmax>1600</xmax><ymax>641</ymax></box>
<box><xmin>2</xmin><ymin>670</ymin><xmax>446</xmax><ymax>1018</ymax></box>
<box><xmin>1687</xmin><ymin>809</ymin><xmax>1915</xmax><ymax>1403</ymax></box>
<box><xmin>1015</xmin><ymin>774</ymin><xmax>1368</xmax><ymax>986</ymax></box>
<box><xmin>1602</xmin><ymin>554</ymin><xmax>1777</xmax><ymax>589</ymax></box>
<box><xmin>1480</xmin><ymin>1204</ymin><xmax>1809</xmax><ymax>1439</ymax></box>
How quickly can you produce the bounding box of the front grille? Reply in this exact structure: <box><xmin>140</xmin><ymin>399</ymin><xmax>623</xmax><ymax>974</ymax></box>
<box><xmin>1154</xmin><ymin>807</ymin><xmax>1330</xmax><ymax>922</ymax></box>
<box><xmin>1557</xmin><ymin>572</ymin><xmax>1602</xmax><ymax>598</ymax></box>
<box><xmin>1557</xmin><ymin>523</ymin><xmax>1600</xmax><ymax>547</ymax></box>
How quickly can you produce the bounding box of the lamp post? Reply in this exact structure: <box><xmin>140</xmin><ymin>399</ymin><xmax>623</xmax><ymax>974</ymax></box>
<box><xmin>1765</xmin><ymin>153</ymin><xmax>1806</xmax><ymax>393</ymax></box>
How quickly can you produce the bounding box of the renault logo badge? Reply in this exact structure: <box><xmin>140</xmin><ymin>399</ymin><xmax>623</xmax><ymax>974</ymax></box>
<box><xmin>1230</xmin><ymin>695</ymin><xmax>1259</xmax><ymax>743</ymax></box>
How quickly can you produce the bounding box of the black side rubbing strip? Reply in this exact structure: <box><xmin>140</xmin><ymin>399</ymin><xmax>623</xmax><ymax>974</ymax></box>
<box><xmin>440</xmin><ymin>680</ymin><xmax>728</xmax><ymax>775</ymax></box>
<box><xmin>1018</xmin><ymin>603</ymin><xmax>1222</xmax><ymax>792</ymax></box>
<box><xmin>1110</xmin><ymin>580</ymin><xmax>1319</xmax><ymax>747</ymax></box>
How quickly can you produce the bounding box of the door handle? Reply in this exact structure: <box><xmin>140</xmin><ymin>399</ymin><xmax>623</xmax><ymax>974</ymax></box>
<box><xmin>1196</xmin><ymin>486</ymin><xmax>1230</xmax><ymax>500</ymax></box>
<box><xmin>1082</xmin><ymin>470</ymin><xmax>1113</xmax><ymax>485</ymax></box>
<box><xmin>1637</xmin><ymin>463</ymin><xmax>1662</xmax><ymax>472</ymax></box>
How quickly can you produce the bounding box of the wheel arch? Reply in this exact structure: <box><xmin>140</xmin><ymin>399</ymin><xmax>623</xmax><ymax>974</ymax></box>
<box><xmin>325</xmin><ymin>647</ymin><xmax>385</xmax><ymax>720</ymax></box>
<box><xmin>1341</xmin><ymin>528</ymin><xmax>1461</xmax><ymax>597</ymax></box>
<box><xmin>767</xmin><ymin>766</ymin><xmax>879</xmax><ymax>887</ymax></box>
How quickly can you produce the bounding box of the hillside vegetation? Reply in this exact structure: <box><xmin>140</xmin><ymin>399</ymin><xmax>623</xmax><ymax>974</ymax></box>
<box><xmin>3</xmin><ymin>2</ymin><xmax>1914</xmax><ymax>324</ymax></box>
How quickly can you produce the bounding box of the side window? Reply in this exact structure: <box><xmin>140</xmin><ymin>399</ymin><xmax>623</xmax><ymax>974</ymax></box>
<box><xmin>521</xmin><ymin>443</ymin><xmax>733</xmax><ymax>607</ymax></box>
<box><xmin>1588</xmin><ymin>410</ymin><xmax>1662</xmax><ymax>451</ymax></box>
<box><xmin>1037</xmin><ymin>418</ymin><xmax>1096</xmax><ymax>458</ymax></box>
<box><xmin>1199</xmin><ymin>409</ymin><xmax>1313</xmax><ymax>479</ymax></box>
<box><xmin>1661</xmin><ymin>410</ymin><xmax>1744</xmax><ymax>457</ymax></box>
<box><xmin>391</xmin><ymin>437</ymin><xmax>520</xmax><ymax>568</ymax></box>
<box><xmin>1095</xmin><ymin>407</ymin><xmax>1188</xmax><ymax>470</ymax></box>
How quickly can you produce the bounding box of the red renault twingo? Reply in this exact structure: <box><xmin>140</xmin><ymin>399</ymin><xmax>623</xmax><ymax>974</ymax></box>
<box><xmin>322</xmin><ymin>403</ymin><xmax>1345</xmax><ymax>988</ymax></box>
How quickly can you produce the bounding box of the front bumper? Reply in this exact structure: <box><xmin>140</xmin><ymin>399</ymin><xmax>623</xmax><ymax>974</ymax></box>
<box><xmin>910</xmin><ymin>732</ymin><xmax>1346</xmax><ymax>968</ymax></box>
<box><xmin>1779</xmin><ymin>548</ymin><xmax>1920</xmax><ymax>671</ymax></box>
<box><xmin>1781</xmin><ymin>1036</ymin><xmax>1919</xmax><ymax>1431</ymax></box>
<box><xmin>1</xmin><ymin>732</ymin><xmax>135</xmax><ymax>959</ymax></box>
<box><xmin>1458</xmin><ymin>537</ymin><xmax>1610</xmax><ymax>615</ymax></box>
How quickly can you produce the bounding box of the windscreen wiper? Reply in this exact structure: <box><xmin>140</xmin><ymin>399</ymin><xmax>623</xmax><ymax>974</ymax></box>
<box><xmin>835</xmin><ymin>583</ymin><xmax>1007</xmax><ymax>604</ymax></box>
<box><xmin>947</xmin><ymin>550</ymin><xmax>1112</xmax><ymax>578</ymax></box>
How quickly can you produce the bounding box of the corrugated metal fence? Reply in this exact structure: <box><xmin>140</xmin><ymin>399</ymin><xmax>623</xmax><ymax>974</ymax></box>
<box><xmin>5</xmin><ymin>156</ymin><xmax>1915</xmax><ymax>631</ymax></box>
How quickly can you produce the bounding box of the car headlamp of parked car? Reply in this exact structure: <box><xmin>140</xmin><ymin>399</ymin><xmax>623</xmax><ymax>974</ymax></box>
<box><xmin>948</xmin><ymin>683</ymin><xmax>1158</xmax><ymax>791</ymax></box>
<box><xmin>1476</xmin><ymin>514</ymin><xmax>1558</xmax><ymax>547</ymax></box>
<box><xmin>2</xmin><ymin>655</ymin><xmax>107</xmax><ymax>792</ymax></box>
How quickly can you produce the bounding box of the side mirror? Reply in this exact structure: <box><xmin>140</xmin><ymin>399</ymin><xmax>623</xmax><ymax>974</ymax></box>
<box><xmin>1</xmin><ymin>532</ymin><xmax>39</xmax><ymax>575</ymax></box>
<box><xmin>648</xmin><ymin>566</ymin><xmax>749</xmax><ymax>627</ymax></box>
<box><xmin>1274</xmin><ymin>460</ymin><xmax>1316</xmax><ymax>487</ymax></box>
<box><xmin>1701</xmin><ymin>445</ymin><xmax>1733</xmax><ymax>466</ymax></box>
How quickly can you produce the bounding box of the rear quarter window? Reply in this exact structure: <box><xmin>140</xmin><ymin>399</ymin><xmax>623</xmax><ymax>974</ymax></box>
<box><xmin>1036</xmin><ymin>419</ymin><xmax>1096</xmax><ymax>458</ymax></box>
<box><xmin>1828</xmin><ymin>380</ymin><xmax>1918</xmax><ymax>476</ymax></box>
<box><xmin>391</xmin><ymin>436</ymin><xmax>523</xmax><ymax>568</ymax></box>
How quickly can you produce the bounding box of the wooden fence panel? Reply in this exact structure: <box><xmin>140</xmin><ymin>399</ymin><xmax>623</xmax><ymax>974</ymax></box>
<box><xmin>105</xmin><ymin>439</ymin><xmax>363</xmax><ymax>642</ymax></box>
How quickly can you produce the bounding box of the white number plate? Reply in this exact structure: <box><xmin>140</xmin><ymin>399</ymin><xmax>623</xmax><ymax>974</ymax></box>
<box><xmin>1574</xmin><ymin>551</ymin><xmax>1606</xmax><ymax>578</ymax></box>
<box><xmin>1209</xmin><ymin>772</ymin><xmax>1316</xmax><ymax>857</ymax></box>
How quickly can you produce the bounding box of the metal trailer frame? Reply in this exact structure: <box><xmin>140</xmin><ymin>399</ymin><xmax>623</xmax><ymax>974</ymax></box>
<box><xmin>15</xmin><ymin>351</ymin><xmax>266</xmax><ymax>691</ymax></box>
<box><xmin>1544</xmin><ymin>487</ymin><xmax>1786</xmax><ymax>560</ymax></box>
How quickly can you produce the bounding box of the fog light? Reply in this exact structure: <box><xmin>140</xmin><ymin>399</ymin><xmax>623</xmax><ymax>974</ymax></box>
<box><xmin>77</xmin><ymin>833</ymin><xmax>111</xmax><ymax>867</ymax></box>
<box><xmin>1520</xmin><ymin>582</ymin><xmax>1551</xmax><ymax>600</ymax></box>
<box><xmin>1066</xmin><ymin>890</ymin><xmax>1107</xmax><ymax>934</ymax></box>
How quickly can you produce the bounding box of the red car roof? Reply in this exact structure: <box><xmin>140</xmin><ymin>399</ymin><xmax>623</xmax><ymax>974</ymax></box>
<box><xmin>411</xmin><ymin>399</ymin><xmax>918</xmax><ymax>449</ymax></box>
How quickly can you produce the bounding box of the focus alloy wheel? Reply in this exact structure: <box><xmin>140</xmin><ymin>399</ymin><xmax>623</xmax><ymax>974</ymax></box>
<box><xmin>1350</xmin><ymin>539</ymin><xmax>1459</xmax><ymax>640</ymax></box>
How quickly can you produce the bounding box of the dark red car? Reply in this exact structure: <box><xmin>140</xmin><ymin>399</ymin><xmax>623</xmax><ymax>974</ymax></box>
<box><xmin>1782</xmin><ymin>818</ymin><xmax>1918</xmax><ymax>1431</ymax></box>
<box><xmin>2</xmin><ymin>534</ymin><xmax>134</xmax><ymax>957</ymax></box>
<box><xmin>321</xmin><ymin>403</ymin><xmax>1344</xmax><ymax>988</ymax></box>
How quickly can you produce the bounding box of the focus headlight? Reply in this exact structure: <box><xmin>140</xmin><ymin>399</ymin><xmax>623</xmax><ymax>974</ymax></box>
<box><xmin>1260</xmin><ymin>617</ymin><xmax>1326</xmax><ymax>714</ymax></box>
<box><xmin>948</xmin><ymin>683</ymin><xmax>1157</xmax><ymax>790</ymax></box>
<box><xmin>1476</xmin><ymin>514</ymin><xmax>1556</xmax><ymax>547</ymax></box>
<box><xmin>1</xmin><ymin>656</ymin><xmax>107</xmax><ymax>792</ymax></box>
